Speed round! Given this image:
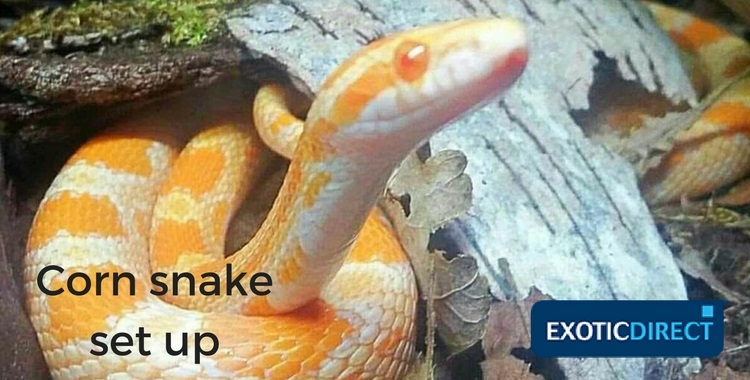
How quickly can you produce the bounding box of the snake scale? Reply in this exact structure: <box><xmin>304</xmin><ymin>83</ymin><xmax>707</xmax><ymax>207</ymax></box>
<box><xmin>20</xmin><ymin>2</ymin><xmax>750</xmax><ymax>379</ymax></box>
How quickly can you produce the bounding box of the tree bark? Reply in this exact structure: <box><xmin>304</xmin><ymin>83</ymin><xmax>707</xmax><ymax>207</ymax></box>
<box><xmin>0</xmin><ymin>46</ymin><xmax>241</xmax><ymax>122</ymax></box>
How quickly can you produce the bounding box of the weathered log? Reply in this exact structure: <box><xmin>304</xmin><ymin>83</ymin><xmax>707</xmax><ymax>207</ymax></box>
<box><xmin>227</xmin><ymin>0</ymin><xmax>700</xmax><ymax>378</ymax></box>
<box><xmin>0</xmin><ymin>46</ymin><xmax>241</xmax><ymax>122</ymax></box>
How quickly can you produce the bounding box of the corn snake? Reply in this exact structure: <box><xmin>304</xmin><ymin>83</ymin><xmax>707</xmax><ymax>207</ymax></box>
<box><xmin>21</xmin><ymin>2</ymin><xmax>750</xmax><ymax>378</ymax></box>
<box><xmin>638</xmin><ymin>3</ymin><xmax>750</xmax><ymax>205</ymax></box>
<box><xmin>24</xmin><ymin>18</ymin><xmax>528</xmax><ymax>379</ymax></box>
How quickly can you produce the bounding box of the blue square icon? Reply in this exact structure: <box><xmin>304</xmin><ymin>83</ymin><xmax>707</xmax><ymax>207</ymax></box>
<box><xmin>701</xmin><ymin>305</ymin><xmax>714</xmax><ymax>318</ymax></box>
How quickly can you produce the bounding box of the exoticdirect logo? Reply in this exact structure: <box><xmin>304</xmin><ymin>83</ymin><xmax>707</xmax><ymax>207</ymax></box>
<box><xmin>530</xmin><ymin>301</ymin><xmax>724</xmax><ymax>357</ymax></box>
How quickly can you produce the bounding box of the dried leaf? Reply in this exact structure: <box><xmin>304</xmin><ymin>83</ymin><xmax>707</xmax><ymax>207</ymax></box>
<box><xmin>382</xmin><ymin>149</ymin><xmax>473</xmax><ymax>291</ymax></box>
<box><xmin>432</xmin><ymin>253</ymin><xmax>490</xmax><ymax>354</ymax></box>
<box><xmin>691</xmin><ymin>362</ymin><xmax>748</xmax><ymax>380</ymax></box>
<box><xmin>386</xmin><ymin>150</ymin><xmax>472</xmax><ymax>232</ymax></box>
<box><xmin>481</xmin><ymin>287</ymin><xmax>551</xmax><ymax>380</ymax></box>
<box><xmin>673</xmin><ymin>244</ymin><xmax>748</xmax><ymax>304</ymax></box>
<box><xmin>659</xmin><ymin>218</ymin><xmax>750</xmax><ymax>303</ymax></box>
<box><xmin>725</xmin><ymin>304</ymin><xmax>750</xmax><ymax>373</ymax></box>
<box><xmin>382</xmin><ymin>149</ymin><xmax>490</xmax><ymax>355</ymax></box>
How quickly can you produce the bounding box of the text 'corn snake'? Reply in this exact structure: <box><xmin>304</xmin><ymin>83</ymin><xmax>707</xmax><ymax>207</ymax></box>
<box><xmin>21</xmin><ymin>2</ymin><xmax>750</xmax><ymax>379</ymax></box>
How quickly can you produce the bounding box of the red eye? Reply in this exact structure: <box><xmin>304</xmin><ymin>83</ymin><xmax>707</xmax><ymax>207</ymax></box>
<box><xmin>394</xmin><ymin>40</ymin><xmax>429</xmax><ymax>82</ymax></box>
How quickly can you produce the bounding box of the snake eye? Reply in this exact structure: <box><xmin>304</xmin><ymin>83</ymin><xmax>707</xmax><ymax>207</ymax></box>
<box><xmin>394</xmin><ymin>40</ymin><xmax>429</xmax><ymax>82</ymax></box>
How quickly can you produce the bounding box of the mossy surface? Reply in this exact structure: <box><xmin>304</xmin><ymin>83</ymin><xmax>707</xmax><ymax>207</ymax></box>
<box><xmin>1</xmin><ymin>0</ymin><xmax>250</xmax><ymax>47</ymax></box>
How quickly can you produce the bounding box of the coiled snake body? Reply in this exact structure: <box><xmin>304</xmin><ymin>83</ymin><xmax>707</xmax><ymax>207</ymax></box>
<box><xmin>24</xmin><ymin>19</ymin><xmax>528</xmax><ymax>379</ymax></box>
<box><xmin>23</xmin><ymin>3</ymin><xmax>750</xmax><ymax>379</ymax></box>
<box><xmin>640</xmin><ymin>3</ymin><xmax>750</xmax><ymax>205</ymax></box>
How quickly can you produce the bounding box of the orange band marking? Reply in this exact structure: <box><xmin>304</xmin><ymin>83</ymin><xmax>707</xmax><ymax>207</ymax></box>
<box><xmin>29</xmin><ymin>192</ymin><xmax>124</xmax><ymax>251</ymax></box>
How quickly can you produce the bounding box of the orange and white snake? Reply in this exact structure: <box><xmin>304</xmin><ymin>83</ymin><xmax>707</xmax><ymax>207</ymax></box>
<box><xmin>21</xmin><ymin>2</ymin><xmax>750</xmax><ymax>378</ymax></box>
<box><xmin>24</xmin><ymin>19</ymin><xmax>528</xmax><ymax>379</ymax></box>
<box><xmin>639</xmin><ymin>3</ymin><xmax>750</xmax><ymax>205</ymax></box>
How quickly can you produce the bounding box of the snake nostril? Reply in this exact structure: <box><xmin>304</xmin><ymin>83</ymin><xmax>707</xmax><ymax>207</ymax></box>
<box><xmin>396</xmin><ymin>193</ymin><xmax>412</xmax><ymax>217</ymax></box>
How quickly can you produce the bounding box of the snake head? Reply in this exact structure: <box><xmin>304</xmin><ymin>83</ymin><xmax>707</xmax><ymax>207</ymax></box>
<box><xmin>306</xmin><ymin>18</ymin><xmax>528</xmax><ymax>160</ymax></box>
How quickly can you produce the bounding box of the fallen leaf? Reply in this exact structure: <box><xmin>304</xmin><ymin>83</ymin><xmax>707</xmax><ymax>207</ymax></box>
<box><xmin>432</xmin><ymin>252</ymin><xmax>491</xmax><ymax>354</ymax></box>
<box><xmin>725</xmin><ymin>303</ymin><xmax>750</xmax><ymax>373</ymax></box>
<box><xmin>480</xmin><ymin>287</ymin><xmax>551</xmax><ymax>380</ymax></box>
<box><xmin>657</xmin><ymin>214</ymin><xmax>750</xmax><ymax>302</ymax></box>
<box><xmin>381</xmin><ymin>147</ymin><xmax>473</xmax><ymax>286</ymax></box>
<box><xmin>382</xmin><ymin>148</ymin><xmax>490</xmax><ymax>356</ymax></box>
<box><xmin>691</xmin><ymin>362</ymin><xmax>748</xmax><ymax>380</ymax></box>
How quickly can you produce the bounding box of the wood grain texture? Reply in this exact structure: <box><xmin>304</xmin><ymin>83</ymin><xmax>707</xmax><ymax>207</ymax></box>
<box><xmin>227</xmin><ymin>0</ymin><xmax>700</xmax><ymax>378</ymax></box>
